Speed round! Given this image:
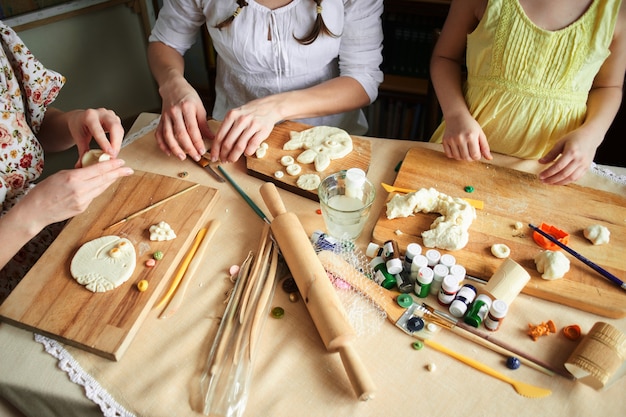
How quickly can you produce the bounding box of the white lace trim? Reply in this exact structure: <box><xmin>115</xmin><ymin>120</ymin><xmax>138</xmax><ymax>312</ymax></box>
<box><xmin>122</xmin><ymin>116</ymin><xmax>160</xmax><ymax>148</ymax></box>
<box><xmin>590</xmin><ymin>162</ymin><xmax>626</xmax><ymax>185</ymax></box>
<box><xmin>34</xmin><ymin>334</ymin><xmax>136</xmax><ymax>417</ymax></box>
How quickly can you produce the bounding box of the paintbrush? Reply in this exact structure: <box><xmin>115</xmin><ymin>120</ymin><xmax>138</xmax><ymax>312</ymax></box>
<box><xmin>218</xmin><ymin>165</ymin><xmax>271</xmax><ymax>224</ymax></box>
<box><xmin>529</xmin><ymin>223</ymin><xmax>626</xmax><ymax>291</ymax></box>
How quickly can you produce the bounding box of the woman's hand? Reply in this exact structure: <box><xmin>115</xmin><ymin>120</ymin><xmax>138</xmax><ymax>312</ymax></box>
<box><xmin>209</xmin><ymin>97</ymin><xmax>282</xmax><ymax>163</ymax></box>
<box><xmin>155</xmin><ymin>76</ymin><xmax>213</xmax><ymax>162</ymax></box>
<box><xmin>68</xmin><ymin>108</ymin><xmax>125</xmax><ymax>167</ymax></box>
<box><xmin>20</xmin><ymin>159</ymin><xmax>134</xmax><ymax>232</ymax></box>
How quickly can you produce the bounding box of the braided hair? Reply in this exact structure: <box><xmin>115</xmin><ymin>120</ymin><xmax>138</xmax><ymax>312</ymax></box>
<box><xmin>215</xmin><ymin>0</ymin><xmax>339</xmax><ymax>45</ymax></box>
<box><xmin>215</xmin><ymin>0</ymin><xmax>249</xmax><ymax>30</ymax></box>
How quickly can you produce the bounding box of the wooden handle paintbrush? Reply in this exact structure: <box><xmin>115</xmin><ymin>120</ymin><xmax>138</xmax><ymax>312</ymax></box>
<box><xmin>259</xmin><ymin>182</ymin><xmax>376</xmax><ymax>401</ymax></box>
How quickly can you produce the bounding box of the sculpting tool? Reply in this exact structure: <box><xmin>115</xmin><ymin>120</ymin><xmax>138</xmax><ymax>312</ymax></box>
<box><xmin>529</xmin><ymin>223</ymin><xmax>626</xmax><ymax>291</ymax></box>
<box><xmin>104</xmin><ymin>183</ymin><xmax>200</xmax><ymax>230</ymax></box>
<box><xmin>159</xmin><ymin>219</ymin><xmax>221</xmax><ymax>318</ymax></box>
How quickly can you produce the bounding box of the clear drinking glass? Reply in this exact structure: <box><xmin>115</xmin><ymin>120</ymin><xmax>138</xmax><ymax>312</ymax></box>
<box><xmin>318</xmin><ymin>168</ymin><xmax>376</xmax><ymax>240</ymax></box>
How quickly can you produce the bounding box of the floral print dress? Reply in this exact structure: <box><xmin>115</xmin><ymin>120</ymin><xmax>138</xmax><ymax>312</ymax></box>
<box><xmin>0</xmin><ymin>21</ymin><xmax>66</xmax><ymax>301</ymax></box>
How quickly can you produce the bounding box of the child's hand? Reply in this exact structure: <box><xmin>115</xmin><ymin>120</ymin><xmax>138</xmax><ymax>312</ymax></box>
<box><xmin>538</xmin><ymin>130</ymin><xmax>598</xmax><ymax>185</ymax></box>
<box><xmin>441</xmin><ymin>114</ymin><xmax>493</xmax><ymax>161</ymax></box>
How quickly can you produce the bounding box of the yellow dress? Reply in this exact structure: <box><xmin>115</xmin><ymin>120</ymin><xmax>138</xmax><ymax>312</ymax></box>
<box><xmin>430</xmin><ymin>0</ymin><xmax>622</xmax><ymax>159</ymax></box>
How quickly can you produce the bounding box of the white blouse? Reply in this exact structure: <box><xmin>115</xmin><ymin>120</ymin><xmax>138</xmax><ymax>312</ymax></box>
<box><xmin>149</xmin><ymin>0</ymin><xmax>384</xmax><ymax>134</ymax></box>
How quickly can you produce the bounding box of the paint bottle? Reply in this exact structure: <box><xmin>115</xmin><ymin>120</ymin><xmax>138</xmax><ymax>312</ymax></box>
<box><xmin>440</xmin><ymin>253</ymin><xmax>456</xmax><ymax>269</ymax></box>
<box><xmin>383</xmin><ymin>240</ymin><xmax>403</xmax><ymax>275</ymax></box>
<box><xmin>449</xmin><ymin>264</ymin><xmax>466</xmax><ymax>281</ymax></box>
<box><xmin>464</xmin><ymin>294</ymin><xmax>493</xmax><ymax>328</ymax></box>
<box><xmin>425</xmin><ymin>249</ymin><xmax>441</xmax><ymax>266</ymax></box>
<box><xmin>484</xmin><ymin>299</ymin><xmax>508</xmax><ymax>331</ymax></box>
<box><xmin>448</xmin><ymin>284</ymin><xmax>477</xmax><ymax>318</ymax></box>
<box><xmin>366</xmin><ymin>242</ymin><xmax>381</xmax><ymax>258</ymax></box>
<box><xmin>430</xmin><ymin>263</ymin><xmax>449</xmax><ymax>296</ymax></box>
<box><xmin>370</xmin><ymin>256</ymin><xmax>397</xmax><ymax>290</ymax></box>
<box><xmin>403</xmin><ymin>242</ymin><xmax>422</xmax><ymax>273</ymax></box>
<box><xmin>414</xmin><ymin>266</ymin><xmax>434</xmax><ymax>298</ymax></box>
<box><xmin>438</xmin><ymin>275</ymin><xmax>460</xmax><ymax>306</ymax></box>
<box><xmin>394</xmin><ymin>272</ymin><xmax>413</xmax><ymax>294</ymax></box>
<box><xmin>410</xmin><ymin>254</ymin><xmax>429</xmax><ymax>280</ymax></box>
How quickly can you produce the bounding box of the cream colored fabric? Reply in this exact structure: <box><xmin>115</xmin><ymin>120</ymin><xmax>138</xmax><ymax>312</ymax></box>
<box><xmin>1</xmin><ymin>113</ymin><xmax>625</xmax><ymax>417</ymax></box>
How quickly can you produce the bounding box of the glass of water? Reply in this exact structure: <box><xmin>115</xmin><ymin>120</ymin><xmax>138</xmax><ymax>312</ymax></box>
<box><xmin>318</xmin><ymin>168</ymin><xmax>376</xmax><ymax>240</ymax></box>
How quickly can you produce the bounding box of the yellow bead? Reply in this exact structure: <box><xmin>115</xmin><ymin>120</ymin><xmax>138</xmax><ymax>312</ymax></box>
<box><xmin>137</xmin><ymin>280</ymin><xmax>149</xmax><ymax>292</ymax></box>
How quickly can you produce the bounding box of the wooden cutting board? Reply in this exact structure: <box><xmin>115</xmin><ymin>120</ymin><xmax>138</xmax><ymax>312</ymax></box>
<box><xmin>372</xmin><ymin>147</ymin><xmax>626</xmax><ymax>318</ymax></box>
<box><xmin>0</xmin><ymin>171</ymin><xmax>219</xmax><ymax>360</ymax></box>
<box><xmin>246</xmin><ymin>121</ymin><xmax>371</xmax><ymax>201</ymax></box>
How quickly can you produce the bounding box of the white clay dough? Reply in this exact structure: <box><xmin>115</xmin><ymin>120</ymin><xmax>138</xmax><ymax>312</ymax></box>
<box><xmin>491</xmin><ymin>243</ymin><xmax>511</xmax><ymax>259</ymax></box>
<box><xmin>255</xmin><ymin>142</ymin><xmax>268</xmax><ymax>158</ymax></box>
<box><xmin>149</xmin><ymin>221</ymin><xmax>177</xmax><ymax>241</ymax></box>
<box><xmin>71</xmin><ymin>236</ymin><xmax>136</xmax><ymax>293</ymax></box>
<box><xmin>286</xmin><ymin>164</ymin><xmax>302</xmax><ymax>176</ymax></box>
<box><xmin>296</xmin><ymin>174</ymin><xmax>321</xmax><ymax>191</ymax></box>
<box><xmin>386</xmin><ymin>187</ymin><xmax>476</xmax><ymax>251</ymax></box>
<box><xmin>534</xmin><ymin>250</ymin><xmax>570</xmax><ymax>280</ymax></box>
<box><xmin>81</xmin><ymin>149</ymin><xmax>111</xmax><ymax>167</ymax></box>
<box><xmin>583</xmin><ymin>224</ymin><xmax>610</xmax><ymax>246</ymax></box>
<box><xmin>283</xmin><ymin>126</ymin><xmax>353</xmax><ymax>172</ymax></box>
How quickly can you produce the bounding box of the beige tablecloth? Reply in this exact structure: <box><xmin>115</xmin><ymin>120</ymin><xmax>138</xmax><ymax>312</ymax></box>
<box><xmin>1</xmin><ymin>113</ymin><xmax>625</xmax><ymax>417</ymax></box>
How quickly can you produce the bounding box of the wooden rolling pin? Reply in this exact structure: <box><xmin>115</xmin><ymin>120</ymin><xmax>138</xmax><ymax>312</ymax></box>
<box><xmin>259</xmin><ymin>182</ymin><xmax>376</xmax><ymax>401</ymax></box>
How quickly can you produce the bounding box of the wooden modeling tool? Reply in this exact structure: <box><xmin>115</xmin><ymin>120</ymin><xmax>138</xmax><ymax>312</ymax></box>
<box><xmin>104</xmin><ymin>183</ymin><xmax>200</xmax><ymax>230</ymax></box>
<box><xmin>159</xmin><ymin>219</ymin><xmax>221</xmax><ymax>318</ymax></box>
<box><xmin>259</xmin><ymin>182</ymin><xmax>376</xmax><ymax>401</ymax></box>
<box><xmin>318</xmin><ymin>250</ymin><xmax>554</xmax><ymax>397</ymax></box>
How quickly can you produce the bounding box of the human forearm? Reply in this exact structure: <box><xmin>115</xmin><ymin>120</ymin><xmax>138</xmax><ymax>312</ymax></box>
<box><xmin>36</xmin><ymin>108</ymin><xmax>76</xmax><ymax>153</ymax></box>
<box><xmin>430</xmin><ymin>55</ymin><xmax>471</xmax><ymax>121</ymax></box>
<box><xmin>260</xmin><ymin>76</ymin><xmax>371</xmax><ymax>122</ymax></box>
<box><xmin>147</xmin><ymin>41</ymin><xmax>187</xmax><ymax>94</ymax></box>
<box><xmin>0</xmin><ymin>199</ymin><xmax>47</xmax><ymax>270</ymax></box>
<box><xmin>581</xmin><ymin>85</ymin><xmax>624</xmax><ymax>147</ymax></box>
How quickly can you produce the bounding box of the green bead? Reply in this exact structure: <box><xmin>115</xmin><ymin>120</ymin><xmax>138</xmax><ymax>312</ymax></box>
<box><xmin>412</xmin><ymin>340</ymin><xmax>424</xmax><ymax>350</ymax></box>
<box><xmin>153</xmin><ymin>250</ymin><xmax>164</xmax><ymax>261</ymax></box>
<box><xmin>464</xmin><ymin>185</ymin><xmax>475</xmax><ymax>193</ymax></box>
<box><xmin>271</xmin><ymin>306</ymin><xmax>285</xmax><ymax>319</ymax></box>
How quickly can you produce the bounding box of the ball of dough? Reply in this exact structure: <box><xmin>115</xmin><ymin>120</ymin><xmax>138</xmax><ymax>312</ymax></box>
<box><xmin>81</xmin><ymin>149</ymin><xmax>111</xmax><ymax>167</ymax></box>
<box><xmin>583</xmin><ymin>224</ymin><xmax>610</xmax><ymax>246</ymax></box>
<box><xmin>534</xmin><ymin>250</ymin><xmax>570</xmax><ymax>280</ymax></box>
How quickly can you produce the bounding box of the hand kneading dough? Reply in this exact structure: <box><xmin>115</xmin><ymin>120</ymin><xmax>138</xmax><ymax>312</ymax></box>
<box><xmin>584</xmin><ymin>224</ymin><xmax>610</xmax><ymax>245</ymax></box>
<box><xmin>534</xmin><ymin>250</ymin><xmax>570</xmax><ymax>280</ymax></box>
<box><xmin>71</xmin><ymin>236</ymin><xmax>136</xmax><ymax>292</ymax></box>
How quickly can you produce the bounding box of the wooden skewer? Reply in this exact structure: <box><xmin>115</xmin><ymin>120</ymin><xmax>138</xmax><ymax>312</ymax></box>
<box><xmin>104</xmin><ymin>183</ymin><xmax>200</xmax><ymax>230</ymax></box>
<box><xmin>159</xmin><ymin>219</ymin><xmax>221</xmax><ymax>318</ymax></box>
<box><xmin>249</xmin><ymin>245</ymin><xmax>280</xmax><ymax>360</ymax></box>
<box><xmin>208</xmin><ymin>252</ymin><xmax>254</xmax><ymax>376</ymax></box>
<box><xmin>238</xmin><ymin>224</ymin><xmax>272</xmax><ymax>324</ymax></box>
<box><xmin>233</xmin><ymin>230</ymin><xmax>274</xmax><ymax>365</ymax></box>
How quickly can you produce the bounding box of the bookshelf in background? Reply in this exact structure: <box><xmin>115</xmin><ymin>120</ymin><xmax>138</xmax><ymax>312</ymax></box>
<box><xmin>366</xmin><ymin>0</ymin><xmax>450</xmax><ymax>140</ymax></box>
